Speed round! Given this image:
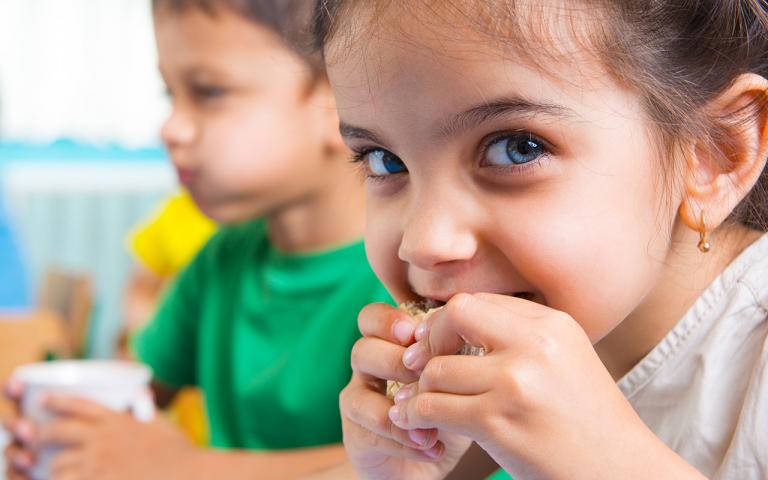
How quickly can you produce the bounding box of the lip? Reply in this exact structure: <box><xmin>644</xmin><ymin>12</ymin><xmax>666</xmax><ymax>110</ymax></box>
<box><xmin>176</xmin><ymin>168</ymin><xmax>196</xmax><ymax>186</ymax></box>
<box><xmin>413</xmin><ymin>289</ymin><xmax>536</xmax><ymax>305</ymax></box>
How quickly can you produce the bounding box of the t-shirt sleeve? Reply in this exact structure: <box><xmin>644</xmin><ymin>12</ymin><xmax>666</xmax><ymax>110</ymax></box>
<box><xmin>127</xmin><ymin>196</ymin><xmax>178</xmax><ymax>277</ymax></box>
<box><xmin>130</xmin><ymin>249</ymin><xmax>206</xmax><ymax>387</ymax></box>
<box><xmin>128</xmin><ymin>193</ymin><xmax>216</xmax><ymax>277</ymax></box>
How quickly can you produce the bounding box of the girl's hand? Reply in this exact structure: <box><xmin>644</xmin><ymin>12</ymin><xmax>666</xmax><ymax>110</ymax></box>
<box><xmin>339</xmin><ymin>303</ymin><xmax>472</xmax><ymax>480</ymax></box>
<box><xmin>391</xmin><ymin>293</ymin><xmax>706</xmax><ymax>480</ymax></box>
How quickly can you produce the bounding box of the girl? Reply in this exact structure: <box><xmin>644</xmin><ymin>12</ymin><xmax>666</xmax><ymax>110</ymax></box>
<box><xmin>5</xmin><ymin>1</ymin><xmax>391</xmax><ymax>479</ymax></box>
<box><xmin>313</xmin><ymin>1</ymin><xmax>768</xmax><ymax>479</ymax></box>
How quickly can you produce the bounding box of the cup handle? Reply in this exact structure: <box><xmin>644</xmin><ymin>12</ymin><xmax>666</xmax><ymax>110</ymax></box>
<box><xmin>130</xmin><ymin>388</ymin><xmax>155</xmax><ymax>422</ymax></box>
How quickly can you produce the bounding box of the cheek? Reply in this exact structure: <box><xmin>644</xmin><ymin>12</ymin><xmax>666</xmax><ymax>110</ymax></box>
<box><xmin>204</xmin><ymin>106</ymin><xmax>312</xmax><ymax>183</ymax></box>
<box><xmin>364</xmin><ymin>197</ymin><xmax>409</xmax><ymax>301</ymax></box>
<box><xmin>493</xmin><ymin>149</ymin><xmax>673</xmax><ymax>340</ymax></box>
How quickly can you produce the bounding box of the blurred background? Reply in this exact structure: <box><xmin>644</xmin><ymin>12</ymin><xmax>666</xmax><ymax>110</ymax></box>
<box><xmin>0</xmin><ymin>0</ymin><xmax>174</xmax><ymax>362</ymax></box>
<box><xmin>0</xmin><ymin>3</ymin><xmax>217</xmax><ymax>470</ymax></box>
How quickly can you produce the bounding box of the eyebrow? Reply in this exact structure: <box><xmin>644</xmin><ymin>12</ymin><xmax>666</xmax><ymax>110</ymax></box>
<box><xmin>339</xmin><ymin>96</ymin><xmax>575</xmax><ymax>145</ymax></box>
<box><xmin>437</xmin><ymin>96</ymin><xmax>574</xmax><ymax>139</ymax></box>
<box><xmin>339</xmin><ymin>123</ymin><xmax>386</xmax><ymax>145</ymax></box>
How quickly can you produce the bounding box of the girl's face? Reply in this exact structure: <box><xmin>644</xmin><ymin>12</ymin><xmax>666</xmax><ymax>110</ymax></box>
<box><xmin>327</xmin><ymin>9</ymin><xmax>685</xmax><ymax>343</ymax></box>
<box><xmin>155</xmin><ymin>7</ymin><xmax>333</xmax><ymax>224</ymax></box>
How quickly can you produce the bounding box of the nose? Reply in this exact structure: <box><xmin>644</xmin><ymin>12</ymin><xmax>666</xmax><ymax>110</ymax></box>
<box><xmin>160</xmin><ymin>103</ymin><xmax>197</xmax><ymax>151</ymax></box>
<box><xmin>398</xmin><ymin>187</ymin><xmax>479</xmax><ymax>270</ymax></box>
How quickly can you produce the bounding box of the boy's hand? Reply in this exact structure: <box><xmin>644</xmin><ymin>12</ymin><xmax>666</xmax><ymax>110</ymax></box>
<box><xmin>4</xmin><ymin>377</ymin><xmax>33</xmax><ymax>480</ymax></box>
<box><xmin>8</xmin><ymin>394</ymin><xmax>193</xmax><ymax>480</ymax></box>
<box><xmin>339</xmin><ymin>302</ymin><xmax>472</xmax><ymax>480</ymax></box>
<box><xmin>391</xmin><ymin>293</ymin><xmax>701</xmax><ymax>480</ymax></box>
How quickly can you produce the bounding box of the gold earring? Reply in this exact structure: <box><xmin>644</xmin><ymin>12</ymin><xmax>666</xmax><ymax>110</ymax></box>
<box><xmin>698</xmin><ymin>212</ymin><xmax>711</xmax><ymax>253</ymax></box>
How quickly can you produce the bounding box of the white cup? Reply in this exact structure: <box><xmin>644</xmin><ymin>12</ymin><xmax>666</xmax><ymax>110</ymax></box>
<box><xmin>13</xmin><ymin>360</ymin><xmax>154</xmax><ymax>480</ymax></box>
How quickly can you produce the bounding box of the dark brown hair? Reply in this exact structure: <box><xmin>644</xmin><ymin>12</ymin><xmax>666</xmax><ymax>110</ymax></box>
<box><xmin>154</xmin><ymin>0</ymin><xmax>322</xmax><ymax>74</ymax></box>
<box><xmin>313</xmin><ymin>0</ymin><xmax>768</xmax><ymax>231</ymax></box>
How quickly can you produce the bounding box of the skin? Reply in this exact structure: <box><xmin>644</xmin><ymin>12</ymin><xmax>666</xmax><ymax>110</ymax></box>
<box><xmin>323</xmin><ymin>2</ymin><xmax>768</xmax><ymax>479</ymax></box>
<box><xmin>4</xmin><ymin>4</ymin><xmax>365</xmax><ymax>479</ymax></box>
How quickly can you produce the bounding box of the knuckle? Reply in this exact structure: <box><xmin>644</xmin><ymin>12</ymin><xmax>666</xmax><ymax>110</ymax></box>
<box><xmin>500</xmin><ymin>362</ymin><xmax>525</xmax><ymax>396</ymax></box>
<box><xmin>356</xmin><ymin>304</ymin><xmax>377</xmax><ymax>333</ymax></box>
<box><xmin>548</xmin><ymin>311</ymin><xmax>577</xmax><ymax>335</ymax></box>
<box><xmin>359</xmin><ymin>425</ymin><xmax>381</xmax><ymax>448</ymax></box>
<box><xmin>356</xmin><ymin>307</ymin><xmax>368</xmax><ymax>332</ymax></box>
<box><xmin>338</xmin><ymin>387</ymin><xmax>351</xmax><ymax>412</ymax></box>
<box><xmin>420</xmin><ymin>358</ymin><xmax>445</xmax><ymax>391</ymax></box>
<box><xmin>385</xmin><ymin>351</ymin><xmax>407</xmax><ymax>378</ymax></box>
<box><xmin>445</xmin><ymin>293</ymin><xmax>470</xmax><ymax>316</ymax></box>
<box><xmin>376</xmin><ymin>410</ymin><xmax>393</xmax><ymax>436</ymax></box>
<box><xmin>340</xmin><ymin>389</ymin><xmax>362</xmax><ymax>422</ymax></box>
<box><xmin>349</xmin><ymin>340</ymin><xmax>365</xmax><ymax>371</ymax></box>
<box><xmin>443</xmin><ymin>295</ymin><xmax>475</xmax><ymax>330</ymax></box>
<box><xmin>358</xmin><ymin>302</ymin><xmax>395</xmax><ymax>336</ymax></box>
<box><xmin>413</xmin><ymin>395</ymin><xmax>435</xmax><ymax>419</ymax></box>
<box><xmin>532</xmin><ymin>332</ymin><xmax>561</xmax><ymax>361</ymax></box>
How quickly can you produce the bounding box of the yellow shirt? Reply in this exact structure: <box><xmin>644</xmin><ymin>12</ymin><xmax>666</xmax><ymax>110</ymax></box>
<box><xmin>128</xmin><ymin>191</ymin><xmax>216</xmax><ymax>277</ymax></box>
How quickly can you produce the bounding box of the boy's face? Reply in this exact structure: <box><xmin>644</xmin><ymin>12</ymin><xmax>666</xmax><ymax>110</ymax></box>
<box><xmin>326</xmin><ymin>7</ymin><xmax>686</xmax><ymax>344</ymax></box>
<box><xmin>155</xmin><ymin>6</ymin><xmax>332</xmax><ymax>224</ymax></box>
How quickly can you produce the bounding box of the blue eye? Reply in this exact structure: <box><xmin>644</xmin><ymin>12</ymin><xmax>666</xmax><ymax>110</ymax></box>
<box><xmin>364</xmin><ymin>149</ymin><xmax>407</xmax><ymax>177</ymax></box>
<box><xmin>484</xmin><ymin>133</ymin><xmax>545</xmax><ymax>166</ymax></box>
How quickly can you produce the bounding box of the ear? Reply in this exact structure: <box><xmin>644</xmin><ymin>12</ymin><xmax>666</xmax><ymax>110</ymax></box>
<box><xmin>679</xmin><ymin>73</ymin><xmax>768</xmax><ymax>232</ymax></box>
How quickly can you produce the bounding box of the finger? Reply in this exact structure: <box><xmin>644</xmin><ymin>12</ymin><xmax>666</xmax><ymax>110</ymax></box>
<box><xmin>4</xmin><ymin>377</ymin><xmax>24</xmax><ymax>402</ymax></box>
<box><xmin>418</xmin><ymin>355</ymin><xmax>492</xmax><ymax>396</ymax></box>
<box><xmin>50</xmin><ymin>449</ymin><xmax>83</xmax><ymax>478</ymax></box>
<box><xmin>351</xmin><ymin>337</ymin><xmax>419</xmax><ymax>384</ymax></box>
<box><xmin>358</xmin><ymin>303</ymin><xmax>420</xmax><ymax>346</ymax></box>
<box><xmin>7</xmin><ymin>419</ymin><xmax>36</xmax><ymax>447</ymax></box>
<box><xmin>37</xmin><ymin>419</ymin><xmax>91</xmax><ymax>447</ymax></box>
<box><xmin>403</xmin><ymin>295</ymin><xmax>485</xmax><ymax>372</ymax></box>
<box><xmin>343</xmin><ymin>418</ymin><xmax>445</xmax><ymax>463</ymax></box>
<box><xmin>51</xmin><ymin>468</ymin><xmax>82</xmax><ymax>480</ymax></box>
<box><xmin>340</xmin><ymin>376</ymin><xmax>438</xmax><ymax>450</ymax></box>
<box><xmin>426</xmin><ymin>293</ymin><xmax>534</xmax><ymax>357</ymax></box>
<box><xmin>8</xmin><ymin>468</ymin><xmax>32</xmax><ymax>480</ymax></box>
<box><xmin>5</xmin><ymin>443</ymin><xmax>35</xmax><ymax>473</ymax></box>
<box><xmin>44</xmin><ymin>395</ymin><xmax>112</xmax><ymax>420</ymax></box>
<box><xmin>7</xmin><ymin>471</ymin><xmax>28</xmax><ymax>480</ymax></box>
<box><xmin>389</xmin><ymin>391</ymin><xmax>481</xmax><ymax>437</ymax></box>
<box><xmin>474</xmin><ymin>291</ymin><xmax>553</xmax><ymax>314</ymax></box>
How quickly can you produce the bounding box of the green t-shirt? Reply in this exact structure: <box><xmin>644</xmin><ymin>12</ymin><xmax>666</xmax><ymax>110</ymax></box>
<box><xmin>133</xmin><ymin>219</ymin><xmax>392</xmax><ymax>449</ymax></box>
<box><xmin>487</xmin><ymin>470</ymin><xmax>512</xmax><ymax>479</ymax></box>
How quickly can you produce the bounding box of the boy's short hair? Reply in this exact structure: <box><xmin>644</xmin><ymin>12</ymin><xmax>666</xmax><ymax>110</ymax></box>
<box><xmin>154</xmin><ymin>0</ymin><xmax>323</xmax><ymax>75</ymax></box>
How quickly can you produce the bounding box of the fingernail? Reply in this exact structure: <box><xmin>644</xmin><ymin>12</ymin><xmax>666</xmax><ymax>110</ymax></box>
<box><xmin>408</xmin><ymin>428</ymin><xmax>427</xmax><ymax>446</ymax></box>
<box><xmin>393</xmin><ymin>320</ymin><xmax>415</xmax><ymax>344</ymax></box>
<box><xmin>414</xmin><ymin>322</ymin><xmax>428</xmax><ymax>341</ymax></box>
<box><xmin>423</xmin><ymin>443</ymin><xmax>443</xmax><ymax>459</ymax></box>
<box><xmin>388</xmin><ymin>404</ymin><xmax>404</xmax><ymax>424</ymax></box>
<box><xmin>393</xmin><ymin>385</ymin><xmax>413</xmax><ymax>404</ymax></box>
<box><xmin>402</xmin><ymin>343</ymin><xmax>422</xmax><ymax>369</ymax></box>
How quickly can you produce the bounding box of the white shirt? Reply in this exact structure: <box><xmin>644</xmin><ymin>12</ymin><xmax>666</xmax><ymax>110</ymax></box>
<box><xmin>619</xmin><ymin>233</ymin><xmax>768</xmax><ymax>479</ymax></box>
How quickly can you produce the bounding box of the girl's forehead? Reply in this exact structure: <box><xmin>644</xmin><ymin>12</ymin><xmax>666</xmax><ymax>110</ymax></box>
<box><xmin>327</xmin><ymin>27</ymin><xmax>633</xmax><ymax>135</ymax></box>
<box><xmin>325</xmin><ymin>1</ymin><xmax>624</xmax><ymax>113</ymax></box>
<box><xmin>325</xmin><ymin>0</ymin><xmax>610</xmax><ymax>69</ymax></box>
